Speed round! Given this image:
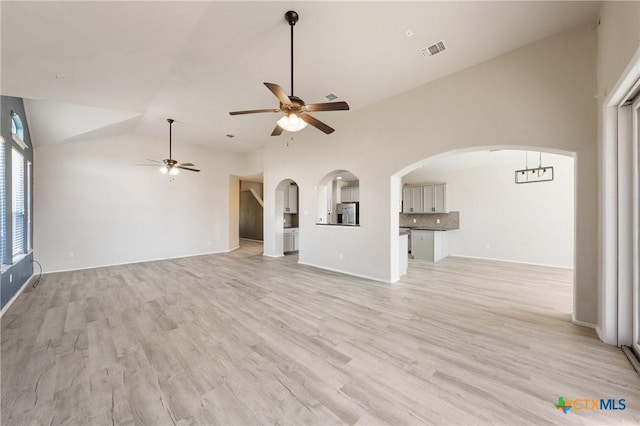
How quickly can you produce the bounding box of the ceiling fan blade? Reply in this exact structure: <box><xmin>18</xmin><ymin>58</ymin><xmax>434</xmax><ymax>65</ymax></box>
<box><xmin>305</xmin><ymin>101</ymin><xmax>350</xmax><ymax>112</ymax></box>
<box><xmin>136</xmin><ymin>163</ymin><xmax>161</xmax><ymax>167</ymax></box>
<box><xmin>145</xmin><ymin>158</ymin><xmax>162</xmax><ymax>163</ymax></box>
<box><xmin>176</xmin><ymin>165</ymin><xmax>201</xmax><ymax>172</ymax></box>
<box><xmin>178</xmin><ymin>162</ymin><xmax>195</xmax><ymax>167</ymax></box>
<box><xmin>230</xmin><ymin>108</ymin><xmax>281</xmax><ymax>116</ymax></box>
<box><xmin>301</xmin><ymin>114</ymin><xmax>335</xmax><ymax>134</ymax></box>
<box><xmin>264</xmin><ymin>82</ymin><xmax>292</xmax><ymax>106</ymax></box>
<box><xmin>271</xmin><ymin>125</ymin><xmax>284</xmax><ymax>136</ymax></box>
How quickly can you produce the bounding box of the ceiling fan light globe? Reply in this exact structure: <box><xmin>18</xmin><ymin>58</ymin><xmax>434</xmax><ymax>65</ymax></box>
<box><xmin>277</xmin><ymin>113</ymin><xmax>307</xmax><ymax>132</ymax></box>
<box><xmin>159</xmin><ymin>166</ymin><xmax>169</xmax><ymax>175</ymax></box>
<box><xmin>169</xmin><ymin>167</ymin><xmax>180</xmax><ymax>176</ymax></box>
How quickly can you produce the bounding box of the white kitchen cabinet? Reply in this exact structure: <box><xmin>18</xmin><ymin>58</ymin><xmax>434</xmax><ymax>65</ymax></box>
<box><xmin>284</xmin><ymin>185</ymin><xmax>298</xmax><ymax>214</ymax></box>
<box><xmin>402</xmin><ymin>186</ymin><xmax>424</xmax><ymax>213</ymax></box>
<box><xmin>433</xmin><ymin>184</ymin><xmax>446</xmax><ymax>213</ymax></box>
<box><xmin>423</xmin><ymin>184</ymin><xmax>446</xmax><ymax>213</ymax></box>
<box><xmin>341</xmin><ymin>186</ymin><xmax>359</xmax><ymax>202</ymax></box>
<box><xmin>403</xmin><ymin>183</ymin><xmax>446</xmax><ymax>213</ymax></box>
<box><xmin>283</xmin><ymin>232</ymin><xmax>293</xmax><ymax>252</ymax></box>
<box><xmin>411</xmin><ymin>230</ymin><xmax>449</xmax><ymax>262</ymax></box>
<box><xmin>284</xmin><ymin>228</ymin><xmax>299</xmax><ymax>253</ymax></box>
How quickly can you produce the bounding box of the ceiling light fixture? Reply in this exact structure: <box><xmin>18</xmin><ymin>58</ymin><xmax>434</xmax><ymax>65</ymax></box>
<box><xmin>229</xmin><ymin>10</ymin><xmax>350</xmax><ymax>136</ymax></box>
<box><xmin>277</xmin><ymin>113</ymin><xmax>307</xmax><ymax>132</ymax></box>
<box><xmin>137</xmin><ymin>119</ymin><xmax>200</xmax><ymax>177</ymax></box>
<box><xmin>159</xmin><ymin>163</ymin><xmax>180</xmax><ymax>176</ymax></box>
<box><xmin>515</xmin><ymin>152</ymin><xmax>553</xmax><ymax>184</ymax></box>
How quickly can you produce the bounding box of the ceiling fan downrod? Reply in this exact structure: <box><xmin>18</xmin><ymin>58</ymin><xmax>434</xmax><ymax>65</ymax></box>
<box><xmin>285</xmin><ymin>10</ymin><xmax>299</xmax><ymax>97</ymax></box>
<box><xmin>167</xmin><ymin>118</ymin><xmax>174</xmax><ymax>159</ymax></box>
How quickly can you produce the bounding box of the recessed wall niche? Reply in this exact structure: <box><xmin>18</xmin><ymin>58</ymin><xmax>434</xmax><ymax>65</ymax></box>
<box><xmin>316</xmin><ymin>170</ymin><xmax>360</xmax><ymax>226</ymax></box>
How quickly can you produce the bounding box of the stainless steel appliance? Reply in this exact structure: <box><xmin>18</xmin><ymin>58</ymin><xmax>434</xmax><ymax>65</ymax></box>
<box><xmin>337</xmin><ymin>202</ymin><xmax>359</xmax><ymax>225</ymax></box>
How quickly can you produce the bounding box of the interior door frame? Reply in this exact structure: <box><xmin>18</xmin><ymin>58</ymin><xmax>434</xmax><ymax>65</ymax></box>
<box><xmin>600</xmin><ymin>47</ymin><xmax>640</xmax><ymax>346</ymax></box>
<box><xmin>632</xmin><ymin>95</ymin><xmax>640</xmax><ymax>356</ymax></box>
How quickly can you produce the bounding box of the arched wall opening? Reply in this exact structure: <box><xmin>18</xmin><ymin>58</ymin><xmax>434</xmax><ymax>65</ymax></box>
<box><xmin>273</xmin><ymin>178</ymin><xmax>299</xmax><ymax>256</ymax></box>
<box><xmin>391</xmin><ymin>145</ymin><xmax>577</xmax><ymax>316</ymax></box>
<box><xmin>316</xmin><ymin>170</ymin><xmax>360</xmax><ymax>226</ymax></box>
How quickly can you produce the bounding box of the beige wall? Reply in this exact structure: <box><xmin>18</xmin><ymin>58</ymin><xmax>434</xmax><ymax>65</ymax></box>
<box><xmin>34</xmin><ymin>133</ymin><xmax>247</xmax><ymax>272</ymax></box>
<box><xmin>597</xmin><ymin>1</ymin><xmax>640</xmax><ymax>96</ymax></box>
<box><xmin>240</xmin><ymin>181</ymin><xmax>264</xmax><ymax>199</ymax></box>
<box><xmin>263</xmin><ymin>23</ymin><xmax>598</xmax><ymax>323</ymax></box>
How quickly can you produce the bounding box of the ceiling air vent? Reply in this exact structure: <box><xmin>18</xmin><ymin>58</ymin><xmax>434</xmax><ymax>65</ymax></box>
<box><xmin>324</xmin><ymin>93</ymin><xmax>338</xmax><ymax>101</ymax></box>
<box><xmin>421</xmin><ymin>41</ymin><xmax>446</xmax><ymax>57</ymax></box>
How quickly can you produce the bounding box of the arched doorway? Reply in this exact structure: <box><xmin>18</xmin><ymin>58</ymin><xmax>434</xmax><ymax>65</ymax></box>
<box><xmin>316</xmin><ymin>170</ymin><xmax>360</xmax><ymax>226</ymax></box>
<box><xmin>391</xmin><ymin>146</ymin><xmax>577</xmax><ymax>316</ymax></box>
<box><xmin>274</xmin><ymin>178</ymin><xmax>300</xmax><ymax>256</ymax></box>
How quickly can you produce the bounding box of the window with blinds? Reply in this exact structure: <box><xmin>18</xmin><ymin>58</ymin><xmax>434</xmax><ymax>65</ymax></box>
<box><xmin>27</xmin><ymin>161</ymin><xmax>32</xmax><ymax>251</ymax></box>
<box><xmin>0</xmin><ymin>138</ymin><xmax>5</xmax><ymax>264</ymax></box>
<box><xmin>12</xmin><ymin>148</ymin><xmax>24</xmax><ymax>257</ymax></box>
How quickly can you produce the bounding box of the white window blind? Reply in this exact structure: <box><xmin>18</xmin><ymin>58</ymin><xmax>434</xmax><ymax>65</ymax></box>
<box><xmin>12</xmin><ymin>148</ymin><xmax>24</xmax><ymax>257</ymax></box>
<box><xmin>0</xmin><ymin>139</ymin><xmax>5</xmax><ymax>264</ymax></box>
<box><xmin>27</xmin><ymin>161</ymin><xmax>32</xmax><ymax>251</ymax></box>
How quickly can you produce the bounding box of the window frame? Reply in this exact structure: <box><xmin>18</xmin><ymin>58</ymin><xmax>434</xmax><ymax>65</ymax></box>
<box><xmin>1</xmin><ymin>108</ymin><xmax>33</xmax><ymax>268</ymax></box>
<box><xmin>0</xmin><ymin>137</ymin><xmax>6</xmax><ymax>266</ymax></box>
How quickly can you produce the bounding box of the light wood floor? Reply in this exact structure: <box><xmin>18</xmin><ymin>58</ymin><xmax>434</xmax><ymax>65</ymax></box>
<box><xmin>2</xmin><ymin>241</ymin><xmax>638</xmax><ymax>425</ymax></box>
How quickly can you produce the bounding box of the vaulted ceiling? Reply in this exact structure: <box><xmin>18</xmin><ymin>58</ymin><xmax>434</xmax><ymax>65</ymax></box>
<box><xmin>1</xmin><ymin>1</ymin><xmax>601</xmax><ymax>152</ymax></box>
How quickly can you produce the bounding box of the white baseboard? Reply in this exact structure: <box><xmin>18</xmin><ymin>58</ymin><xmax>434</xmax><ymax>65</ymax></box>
<box><xmin>572</xmin><ymin>313</ymin><xmax>596</xmax><ymax>329</ymax></box>
<box><xmin>42</xmin><ymin>248</ymin><xmax>237</xmax><ymax>274</ymax></box>
<box><xmin>595</xmin><ymin>325</ymin><xmax>604</xmax><ymax>341</ymax></box>
<box><xmin>263</xmin><ymin>253</ymin><xmax>284</xmax><ymax>258</ymax></box>
<box><xmin>0</xmin><ymin>273</ymin><xmax>35</xmax><ymax>317</ymax></box>
<box><xmin>450</xmin><ymin>253</ymin><xmax>573</xmax><ymax>269</ymax></box>
<box><xmin>297</xmin><ymin>261</ymin><xmax>390</xmax><ymax>284</ymax></box>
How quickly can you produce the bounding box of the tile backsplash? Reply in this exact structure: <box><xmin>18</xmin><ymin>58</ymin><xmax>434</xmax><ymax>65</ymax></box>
<box><xmin>399</xmin><ymin>211</ymin><xmax>460</xmax><ymax>229</ymax></box>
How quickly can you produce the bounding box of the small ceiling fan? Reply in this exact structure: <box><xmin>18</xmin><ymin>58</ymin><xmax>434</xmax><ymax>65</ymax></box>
<box><xmin>230</xmin><ymin>10</ymin><xmax>350</xmax><ymax>136</ymax></box>
<box><xmin>139</xmin><ymin>119</ymin><xmax>200</xmax><ymax>176</ymax></box>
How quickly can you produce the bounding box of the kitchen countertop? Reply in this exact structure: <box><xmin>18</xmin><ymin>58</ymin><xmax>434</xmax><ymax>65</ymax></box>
<box><xmin>400</xmin><ymin>226</ymin><xmax>458</xmax><ymax>232</ymax></box>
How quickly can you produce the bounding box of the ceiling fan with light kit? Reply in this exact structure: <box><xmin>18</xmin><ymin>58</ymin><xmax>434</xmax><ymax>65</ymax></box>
<box><xmin>138</xmin><ymin>118</ymin><xmax>200</xmax><ymax>177</ymax></box>
<box><xmin>230</xmin><ymin>10</ymin><xmax>350</xmax><ymax>136</ymax></box>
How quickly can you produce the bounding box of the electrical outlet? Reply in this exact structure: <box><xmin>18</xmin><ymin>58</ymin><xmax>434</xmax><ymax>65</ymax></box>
<box><xmin>9</xmin><ymin>274</ymin><xmax>12</xmax><ymax>283</ymax></box>
<box><xmin>413</xmin><ymin>218</ymin><xmax>417</xmax><ymax>223</ymax></box>
<box><xmin>339</xmin><ymin>253</ymin><xmax>343</xmax><ymax>260</ymax></box>
<box><xmin>68</xmin><ymin>251</ymin><xmax>74</xmax><ymax>258</ymax></box>
<box><xmin>436</xmin><ymin>218</ymin><xmax>440</xmax><ymax>224</ymax></box>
